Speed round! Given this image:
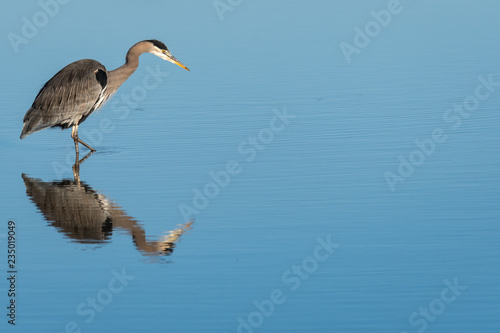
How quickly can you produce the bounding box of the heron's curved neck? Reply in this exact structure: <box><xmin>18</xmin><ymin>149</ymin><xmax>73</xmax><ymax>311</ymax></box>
<box><xmin>107</xmin><ymin>42</ymin><xmax>150</xmax><ymax>94</ymax></box>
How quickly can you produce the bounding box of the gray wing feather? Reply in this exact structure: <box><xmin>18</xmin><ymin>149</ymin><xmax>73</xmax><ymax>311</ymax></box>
<box><xmin>21</xmin><ymin>59</ymin><xmax>107</xmax><ymax>139</ymax></box>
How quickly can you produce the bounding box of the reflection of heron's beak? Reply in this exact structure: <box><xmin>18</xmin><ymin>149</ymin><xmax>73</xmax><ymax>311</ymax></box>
<box><xmin>164</xmin><ymin>51</ymin><xmax>190</xmax><ymax>71</ymax></box>
<box><xmin>156</xmin><ymin>221</ymin><xmax>194</xmax><ymax>254</ymax></box>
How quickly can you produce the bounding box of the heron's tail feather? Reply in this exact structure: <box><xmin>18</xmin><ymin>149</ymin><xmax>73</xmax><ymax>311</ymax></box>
<box><xmin>20</xmin><ymin>107</ymin><xmax>54</xmax><ymax>139</ymax></box>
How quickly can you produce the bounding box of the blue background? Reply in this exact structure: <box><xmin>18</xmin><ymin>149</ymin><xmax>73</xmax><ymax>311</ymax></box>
<box><xmin>1</xmin><ymin>0</ymin><xmax>499</xmax><ymax>332</ymax></box>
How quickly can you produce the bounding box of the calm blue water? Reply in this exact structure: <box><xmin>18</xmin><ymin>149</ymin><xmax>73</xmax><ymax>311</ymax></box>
<box><xmin>1</xmin><ymin>1</ymin><xmax>499</xmax><ymax>332</ymax></box>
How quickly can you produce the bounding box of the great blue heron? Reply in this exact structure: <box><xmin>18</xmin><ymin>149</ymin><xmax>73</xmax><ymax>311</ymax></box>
<box><xmin>20</xmin><ymin>40</ymin><xmax>189</xmax><ymax>154</ymax></box>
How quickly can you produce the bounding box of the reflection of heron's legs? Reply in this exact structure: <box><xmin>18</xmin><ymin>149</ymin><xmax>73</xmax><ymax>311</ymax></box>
<box><xmin>71</xmin><ymin>125</ymin><xmax>96</xmax><ymax>153</ymax></box>
<box><xmin>77</xmin><ymin>151</ymin><xmax>94</xmax><ymax>165</ymax></box>
<box><xmin>72</xmin><ymin>151</ymin><xmax>94</xmax><ymax>184</ymax></box>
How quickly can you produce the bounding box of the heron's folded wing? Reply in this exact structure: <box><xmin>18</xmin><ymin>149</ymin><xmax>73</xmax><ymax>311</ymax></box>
<box><xmin>21</xmin><ymin>59</ymin><xmax>107</xmax><ymax>138</ymax></box>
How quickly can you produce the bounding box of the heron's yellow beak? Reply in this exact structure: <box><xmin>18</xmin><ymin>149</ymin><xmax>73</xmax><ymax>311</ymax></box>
<box><xmin>163</xmin><ymin>51</ymin><xmax>190</xmax><ymax>71</ymax></box>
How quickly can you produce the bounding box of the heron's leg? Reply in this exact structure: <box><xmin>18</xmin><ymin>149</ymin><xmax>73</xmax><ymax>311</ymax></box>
<box><xmin>71</xmin><ymin>125</ymin><xmax>96</xmax><ymax>152</ymax></box>
<box><xmin>78</xmin><ymin>138</ymin><xmax>96</xmax><ymax>152</ymax></box>
<box><xmin>71</xmin><ymin>125</ymin><xmax>80</xmax><ymax>155</ymax></box>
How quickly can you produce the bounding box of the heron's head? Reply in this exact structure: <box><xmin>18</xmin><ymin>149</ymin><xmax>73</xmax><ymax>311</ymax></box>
<box><xmin>146</xmin><ymin>39</ymin><xmax>190</xmax><ymax>71</ymax></box>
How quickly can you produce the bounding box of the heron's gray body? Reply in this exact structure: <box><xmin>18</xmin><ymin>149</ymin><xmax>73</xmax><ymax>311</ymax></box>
<box><xmin>21</xmin><ymin>59</ymin><xmax>107</xmax><ymax>138</ymax></box>
<box><xmin>20</xmin><ymin>40</ymin><xmax>189</xmax><ymax>153</ymax></box>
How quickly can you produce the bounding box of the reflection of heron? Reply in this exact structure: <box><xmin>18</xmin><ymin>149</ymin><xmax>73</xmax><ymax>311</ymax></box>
<box><xmin>20</xmin><ymin>40</ymin><xmax>189</xmax><ymax>154</ymax></box>
<box><xmin>22</xmin><ymin>153</ymin><xmax>193</xmax><ymax>256</ymax></box>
